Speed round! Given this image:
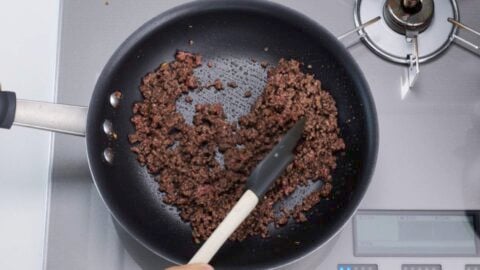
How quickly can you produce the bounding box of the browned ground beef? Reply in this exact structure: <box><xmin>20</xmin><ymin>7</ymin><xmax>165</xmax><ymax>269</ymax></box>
<box><xmin>129</xmin><ymin>51</ymin><xmax>345</xmax><ymax>243</ymax></box>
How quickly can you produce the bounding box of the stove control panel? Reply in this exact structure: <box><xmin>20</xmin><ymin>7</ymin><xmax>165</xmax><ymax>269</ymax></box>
<box><xmin>338</xmin><ymin>264</ymin><xmax>378</xmax><ymax>270</ymax></box>
<box><xmin>321</xmin><ymin>210</ymin><xmax>480</xmax><ymax>270</ymax></box>
<box><xmin>354</xmin><ymin>211</ymin><xmax>479</xmax><ymax>257</ymax></box>
<box><xmin>337</xmin><ymin>264</ymin><xmax>480</xmax><ymax>270</ymax></box>
<box><xmin>401</xmin><ymin>265</ymin><xmax>441</xmax><ymax>270</ymax></box>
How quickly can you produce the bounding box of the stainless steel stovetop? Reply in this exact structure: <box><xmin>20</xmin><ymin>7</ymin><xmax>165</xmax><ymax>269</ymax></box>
<box><xmin>44</xmin><ymin>0</ymin><xmax>480</xmax><ymax>269</ymax></box>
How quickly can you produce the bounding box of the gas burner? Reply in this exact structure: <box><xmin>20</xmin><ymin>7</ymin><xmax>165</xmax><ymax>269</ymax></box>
<box><xmin>354</xmin><ymin>0</ymin><xmax>458</xmax><ymax>65</ymax></box>
<box><xmin>352</xmin><ymin>0</ymin><xmax>480</xmax><ymax>89</ymax></box>
<box><xmin>354</xmin><ymin>0</ymin><xmax>458</xmax><ymax>88</ymax></box>
<box><xmin>383</xmin><ymin>0</ymin><xmax>434</xmax><ymax>34</ymax></box>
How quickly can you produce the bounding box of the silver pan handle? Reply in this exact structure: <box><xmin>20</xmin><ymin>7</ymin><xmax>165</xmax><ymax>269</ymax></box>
<box><xmin>0</xmin><ymin>91</ymin><xmax>87</xmax><ymax>137</ymax></box>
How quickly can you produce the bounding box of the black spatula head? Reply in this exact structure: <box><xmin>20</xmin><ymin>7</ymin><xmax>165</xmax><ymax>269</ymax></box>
<box><xmin>246</xmin><ymin>118</ymin><xmax>306</xmax><ymax>198</ymax></box>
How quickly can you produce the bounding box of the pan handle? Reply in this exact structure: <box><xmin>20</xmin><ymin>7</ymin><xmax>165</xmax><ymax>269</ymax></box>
<box><xmin>0</xmin><ymin>91</ymin><xmax>87</xmax><ymax>137</ymax></box>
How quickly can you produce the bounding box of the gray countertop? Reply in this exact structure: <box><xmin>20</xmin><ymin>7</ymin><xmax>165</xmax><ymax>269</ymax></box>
<box><xmin>0</xmin><ymin>1</ymin><xmax>59</xmax><ymax>270</ymax></box>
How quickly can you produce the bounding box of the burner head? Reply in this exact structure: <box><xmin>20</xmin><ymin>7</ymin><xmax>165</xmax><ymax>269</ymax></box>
<box><xmin>355</xmin><ymin>0</ymin><xmax>458</xmax><ymax>64</ymax></box>
<box><xmin>384</xmin><ymin>0</ymin><xmax>435</xmax><ymax>34</ymax></box>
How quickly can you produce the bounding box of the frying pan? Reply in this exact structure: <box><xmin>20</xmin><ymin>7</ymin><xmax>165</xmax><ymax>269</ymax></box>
<box><xmin>0</xmin><ymin>1</ymin><xmax>378</xmax><ymax>269</ymax></box>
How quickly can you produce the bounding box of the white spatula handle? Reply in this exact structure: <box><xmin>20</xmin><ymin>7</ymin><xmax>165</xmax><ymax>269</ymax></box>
<box><xmin>189</xmin><ymin>190</ymin><xmax>259</xmax><ymax>264</ymax></box>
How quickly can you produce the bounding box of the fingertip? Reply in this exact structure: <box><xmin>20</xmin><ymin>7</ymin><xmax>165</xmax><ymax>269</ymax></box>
<box><xmin>198</xmin><ymin>263</ymin><xmax>214</xmax><ymax>270</ymax></box>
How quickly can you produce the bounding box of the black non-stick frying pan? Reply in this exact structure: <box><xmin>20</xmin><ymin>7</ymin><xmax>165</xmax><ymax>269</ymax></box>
<box><xmin>0</xmin><ymin>1</ymin><xmax>378</xmax><ymax>269</ymax></box>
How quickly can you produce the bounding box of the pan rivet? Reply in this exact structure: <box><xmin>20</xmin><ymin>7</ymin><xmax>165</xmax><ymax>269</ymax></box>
<box><xmin>109</xmin><ymin>91</ymin><xmax>122</xmax><ymax>108</ymax></box>
<box><xmin>103</xmin><ymin>148</ymin><xmax>114</xmax><ymax>164</ymax></box>
<box><xmin>103</xmin><ymin>120</ymin><xmax>113</xmax><ymax>136</ymax></box>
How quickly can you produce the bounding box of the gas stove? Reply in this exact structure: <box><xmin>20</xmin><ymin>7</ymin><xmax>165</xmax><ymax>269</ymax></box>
<box><xmin>44</xmin><ymin>0</ymin><xmax>480</xmax><ymax>269</ymax></box>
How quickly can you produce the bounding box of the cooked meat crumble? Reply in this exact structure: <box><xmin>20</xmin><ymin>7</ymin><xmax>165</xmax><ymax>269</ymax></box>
<box><xmin>129</xmin><ymin>51</ymin><xmax>345</xmax><ymax>242</ymax></box>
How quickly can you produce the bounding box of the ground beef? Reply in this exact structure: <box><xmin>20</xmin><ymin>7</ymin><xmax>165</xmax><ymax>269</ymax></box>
<box><xmin>129</xmin><ymin>51</ymin><xmax>345</xmax><ymax>243</ymax></box>
<box><xmin>213</xmin><ymin>79</ymin><xmax>224</xmax><ymax>90</ymax></box>
<box><xmin>204</xmin><ymin>79</ymin><xmax>224</xmax><ymax>91</ymax></box>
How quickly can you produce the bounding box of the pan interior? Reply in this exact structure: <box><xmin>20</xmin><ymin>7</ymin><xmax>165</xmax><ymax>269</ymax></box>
<box><xmin>86</xmin><ymin>1</ymin><xmax>377</xmax><ymax>269</ymax></box>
